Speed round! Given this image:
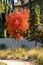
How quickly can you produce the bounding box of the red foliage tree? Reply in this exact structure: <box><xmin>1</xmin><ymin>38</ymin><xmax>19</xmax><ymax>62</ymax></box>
<box><xmin>5</xmin><ymin>9</ymin><xmax>30</xmax><ymax>40</ymax></box>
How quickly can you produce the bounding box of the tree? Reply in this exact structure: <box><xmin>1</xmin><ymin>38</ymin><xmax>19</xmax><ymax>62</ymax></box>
<box><xmin>20</xmin><ymin>0</ymin><xmax>24</xmax><ymax>8</ymax></box>
<box><xmin>0</xmin><ymin>0</ymin><xmax>11</xmax><ymax>38</ymax></box>
<box><xmin>5</xmin><ymin>9</ymin><xmax>30</xmax><ymax>50</ymax></box>
<box><xmin>26</xmin><ymin>3</ymin><xmax>41</xmax><ymax>47</ymax></box>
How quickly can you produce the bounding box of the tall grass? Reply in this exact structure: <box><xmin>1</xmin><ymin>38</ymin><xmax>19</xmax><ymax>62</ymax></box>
<box><xmin>0</xmin><ymin>47</ymin><xmax>43</xmax><ymax>65</ymax></box>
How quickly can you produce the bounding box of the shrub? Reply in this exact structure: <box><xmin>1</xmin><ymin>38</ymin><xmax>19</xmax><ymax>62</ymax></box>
<box><xmin>14</xmin><ymin>48</ymin><xmax>28</xmax><ymax>59</ymax></box>
<box><xmin>38</xmin><ymin>53</ymin><xmax>43</xmax><ymax>65</ymax></box>
<box><xmin>0</xmin><ymin>49</ymin><xmax>14</xmax><ymax>59</ymax></box>
<box><xmin>0</xmin><ymin>44</ymin><xmax>8</xmax><ymax>50</ymax></box>
<box><xmin>27</xmin><ymin>49</ymin><xmax>39</xmax><ymax>60</ymax></box>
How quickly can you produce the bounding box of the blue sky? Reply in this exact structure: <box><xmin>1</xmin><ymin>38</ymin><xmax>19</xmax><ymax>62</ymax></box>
<box><xmin>14</xmin><ymin>0</ymin><xmax>17</xmax><ymax>3</ymax></box>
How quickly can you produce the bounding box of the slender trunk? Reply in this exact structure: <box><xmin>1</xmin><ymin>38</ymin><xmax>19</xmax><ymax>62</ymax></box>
<box><xmin>15</xmin><ymin>39</ymin><xmax>18</xmax><ymax>52</ymax></box>
<box><xmin>12</xmin><ymin>39</ymin><xmax>18</xmax><ymax>51</ymax></box>
<box><xmin>29</xmin><ymin>0</ymin><xmax>32</xmax><ymax>12</ymax></box>
<box><xmin>12</xmin><ymin>39</ymin><xmax>15</xmax><ymax>50</ymax></box>
<box><xmin>35</xmin><ymin>41</ymin><xmax>37</xmax><ymax>47</ymax></box>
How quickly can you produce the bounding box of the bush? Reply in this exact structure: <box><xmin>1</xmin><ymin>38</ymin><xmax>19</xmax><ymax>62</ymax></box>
<box><xmin>14</xmin><ymin>48</ymin><xmax>27</xmax><ymax>59</ymax></box>
<box><xmin>27</xmin><ymin>49</ymin><xmax>39</xmax><ymax>60</ymax></box>
<box><xmin>0</xmin><ymin>49</ymin><xmax>14</xmax><ymax>59</ymax></box>
<box><xmin>38</xmin><ymin>53</ymin><xmax>43</xmax><ymax>65</ymax></box>
<box><xmin>0</xmin><ymin>44</ymin><xmax>8</xmax><ymax>50</ymax></box>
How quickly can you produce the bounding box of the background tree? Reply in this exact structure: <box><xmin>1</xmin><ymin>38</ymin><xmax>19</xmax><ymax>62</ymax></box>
<box><xmin>25</xmin><ymin>0</ymin><xmax>42</xmax><ymax>47</ymax></box>
<box><xmin>20</xmin><ymin>0</ymin><xmax>24</xmax><ymax>8</ymax></box>
<box><xmin>0</xmin><ymin>0</ymin><xmax>11</xmax><ymax>38</ymax></box>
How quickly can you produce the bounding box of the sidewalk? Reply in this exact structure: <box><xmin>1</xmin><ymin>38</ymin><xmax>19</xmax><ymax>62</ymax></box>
<box><xmin>0</xmin><ymin>60</ymin><xmax>31</xmax><ymax>65</ymax></box>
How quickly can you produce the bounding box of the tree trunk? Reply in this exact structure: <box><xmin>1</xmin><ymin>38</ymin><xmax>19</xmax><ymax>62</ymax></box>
<box><xmin>35</xmin><ymin>41</ymin><xmax>37</xmax><ymax>47</ymax></box>
<box><xmin>12</xmin><ymin>39</ymin><xmax>18</xmax><ymax>51</ymax></box>
<box><xmin>12</xmin><ymin>39</ymin><xmax>15</xmax><ymax>50</ymax></box>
